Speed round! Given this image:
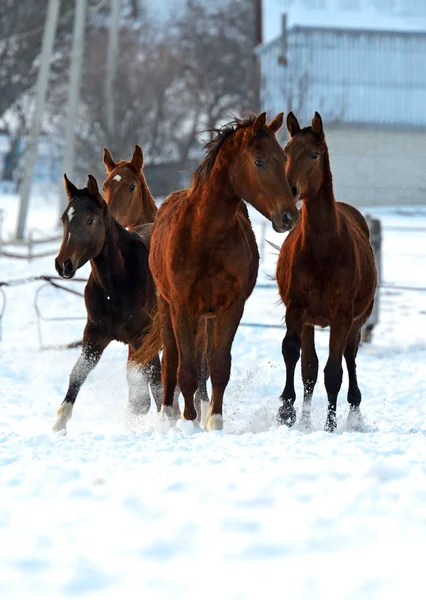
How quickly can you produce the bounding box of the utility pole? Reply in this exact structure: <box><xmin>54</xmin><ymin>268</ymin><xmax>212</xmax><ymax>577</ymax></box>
<box><xmin>60</xmin><ymin>0</ymin><xmax>88</xmax><ymax>218</ymax></box>
<box><xmin>253</xmin><ymin>0</ymin><xmax>263</xmax><ymax>113</ymax></box>
<box><xmin>16</xmin><ymin>0</ymin><xmax>61</xmax><ymax>240</ymax></box>
<box><xmin>105</xmin><ymin>0</ymin><xmax>121</xmax><ymax>144</ymax></box>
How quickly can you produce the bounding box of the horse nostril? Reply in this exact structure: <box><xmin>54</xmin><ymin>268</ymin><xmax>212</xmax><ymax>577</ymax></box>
<box><xmin>64</xmin><ymin>259</ymin><xmax>73</xmax><ymax>273</ymax></box>
<box><xmin>282</xmin><ymin>212</ymin><xmax>292</xmax><ymax>229</ymax></box>
<box><xmin>55</xmin><ymin>259</ymin><xmax>63</xmax><ymax>275</ymax></box>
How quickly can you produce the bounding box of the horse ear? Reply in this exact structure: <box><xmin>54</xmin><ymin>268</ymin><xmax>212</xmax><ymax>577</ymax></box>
<box><xmin>312</xmin><ymin>111</ymin><xmax>323</xmax><ymax>136</ymax></box>
<box><xmin>103</xmin><ymin>147</ymin><xmax>116</xmax><ymax>173</ymax></box>
<box><xmin>268</xmin><ymin>113</ymin><xmax>284</xmax><ymax>134</ymax></box>
<box><xmin>131</xmin><ymin>144</ymin><xmax>144</xmax><ymax>171</ymax></box>
<box><xmin>252</xmin><ymin>112</ymin><xmax>267</xmax><ymax>134</ymax></box>
<box><xmin>87</xmin><ymin>174</ymin><xmax>102</xmax><ymax>203</ymax></box>
<box><xmin>63</xmin><ymin>174</ymin><xmax>79</xmax><ymax>201</ymax></box>
<box><xmin>287</xmin><ymin>112</ymin><xmax>301</xmax><ymax>137</ymax></box>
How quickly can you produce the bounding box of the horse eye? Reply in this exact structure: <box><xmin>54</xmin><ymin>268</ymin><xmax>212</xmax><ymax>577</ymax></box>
<box><xmin>128</xmin><ymin>184</ymin><xmax>136</xmax><ymax>191</ymax></box>
<box><xmin>255</xmin><ymin>160</ymin><xmax>264</xmax><ymax>168</ymax></box>
<box><xmin>311</xmin><ymin>152</ymin><xmax>319</xmax><ymax>159</ymax></box>
<box><xmin>87</xmin><ymin>218</ymin><xmax>95</xmax><ymax>225</ymax></box>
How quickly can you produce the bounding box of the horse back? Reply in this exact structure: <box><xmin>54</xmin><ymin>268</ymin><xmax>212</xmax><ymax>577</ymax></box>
<box><xmin>336</xmin><ymin>202</ymin><xmax>370</xmax><ymax>239</ymax></box>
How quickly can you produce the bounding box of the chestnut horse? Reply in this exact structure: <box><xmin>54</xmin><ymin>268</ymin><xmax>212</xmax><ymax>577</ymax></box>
<box><xmin>102</xmin><ymin>144</ymin><xmax>157</xmax><ymax>229</ymax></box>
<box><xmin>101</xmin><ymin>143</ymin><xmax>168</xmax><ymax>408</ymax></box>
<box><xmin>135</xmin><ymin>112</ymin><xmax>299</xmax><ymax>430</ymax></box>
<box><xmin>276</xmin><ymin>112</ymin><xmax>376</xmax><ymax>432</ymax></box>
<box><xmin>52</xmin><ymin>174</ymin><xmax>161</xmax><ymax>434</ymax></box>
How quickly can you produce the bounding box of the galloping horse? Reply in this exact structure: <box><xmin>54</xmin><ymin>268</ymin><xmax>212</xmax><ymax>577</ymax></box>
<box><xmin>52</xmin><ymin>174</ymin><xmax>161</xmax><ymax>434</ymax></box>
<box><xmin>135</xmin><ymin>112</ymin><xmax>299</xmax><ymax>430</ymax></box>
<box><xmin>276</xmin><ymin>112</ymin><xmax>376</xmax><ymax>432</ymax></box>
<box><xmin>102</xmin><ymin>144</ymin><xmax>157</xmax><ymax>228</ymax></box>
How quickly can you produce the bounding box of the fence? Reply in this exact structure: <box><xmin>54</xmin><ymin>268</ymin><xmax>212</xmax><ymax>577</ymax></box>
<box><xmin>1</xmin><ymin>217</ymin><xmax>426</xmax><ymax>348</ymax></box>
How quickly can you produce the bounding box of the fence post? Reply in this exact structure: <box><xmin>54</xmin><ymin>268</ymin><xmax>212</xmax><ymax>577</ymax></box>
<box><xmin>362</xmin><ymin>215</ymin><xmax>382</xmax><ymax>343</ymax></box>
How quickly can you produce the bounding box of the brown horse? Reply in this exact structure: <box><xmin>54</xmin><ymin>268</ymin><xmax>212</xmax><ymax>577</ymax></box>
<box><xmin>135</xmin><ymin>112</ymin><xmax>299</xmax><ymax>430</ymax></box>
<box><xmin>101</xmin><ymin>143</ymin><xmax>168</xmax><ymax>409</ymax></box>
<box><xmin>102</xmin><ymin>144</ymin><xmax>157</xmax><ymax>229</ymax></box>
<box><xmin>52</xmin><ymin>174</ymin><xmax>161</xmax><ymax>434</ymax></box>
<box><xmin>276</xmin><ymin>112</ymin><xmax>376</xmax><ymax>432</ymax></box>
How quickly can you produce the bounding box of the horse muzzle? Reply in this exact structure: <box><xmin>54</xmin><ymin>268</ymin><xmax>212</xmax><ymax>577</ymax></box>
<box><xmin>272</xmin><ymin>209</ymin><xmax>299</xmax><ymax>233</ymax></box>
<box><xmin>55</xmin><ymin>257</ymin><xmax>76</xmax><ymax>279</ymax></box>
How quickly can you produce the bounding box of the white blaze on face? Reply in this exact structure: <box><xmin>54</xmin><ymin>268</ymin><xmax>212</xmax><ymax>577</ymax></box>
<box><xmin>67</xmin><ymin>206</ymin><xmax>75</xmax><ymax>222</ymax></box>
<box><xmin>67</xmin><ymin>232</ymin><xmax>71</xmax><ymax>245</ymax></box>
<box><xmin>113</xmin><ymin>174</ymin><xmax>121</xmax><ymax>182</ymax></box>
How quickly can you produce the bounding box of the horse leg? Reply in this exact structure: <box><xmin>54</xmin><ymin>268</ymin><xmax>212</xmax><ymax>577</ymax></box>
<box><xmin>324</xmin><ymin>313</ymin><xmax>352</xmax><ymax>433</ymax></box>
<box><xmin>344</xmin><ymin>322</ymin><xmax>364</xmax><ymax>431</ymax></box>
<box><xmin>126</xmin><ymin>345</ymin><xmax>151</xmax><ymax>417</ymax></box>
<box><xmin>52</xmin><ymin>325</ymin><xmax>111</xmax><ymax>434</ymax></box>
<box><xmin>300</xmin><ymin>324</ymin><xmax>318</xmax><ymax>429</ymax></box>
<box><xmin>278</xmin><ymin>308</ymin><xmax>303</xmax><ymax>427</ymax></box>
<box><xmin>146</xmin><ymin>354</ymin><xmax>162</xmax><ymax>412</ymax></box>
<box><xmin>159</xmin><ymin>297</ymin><xmax>180</xmax><ymax>420</ymax></box>
<box><xmin>146</xmin><ymin>353</ymin><xmax>180</xmax><ymax>417</ymax></box>
<box><xmin>173</xmin><ymin>308</ymin><xmax>198</xmax><ymax>423</ymax></box>
<box><xmin>205</xmin><ymin>301</ymin><xmax>244</xmax><ymax>431</ymax></box>
<box><xmin>194</xmin><ymin>319</ymin><xmax>212</xmax><ymax>426</ymax></box>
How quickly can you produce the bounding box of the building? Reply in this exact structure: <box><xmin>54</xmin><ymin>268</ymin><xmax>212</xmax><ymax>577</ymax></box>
<box><xmin>257</xmin><ymin>11</ymin><xmax>426</xmax><ymax>206</ymax></box>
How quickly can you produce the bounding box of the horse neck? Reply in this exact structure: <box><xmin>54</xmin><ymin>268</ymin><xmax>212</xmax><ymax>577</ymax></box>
<box><xmin>195</xmin><ymin>161</ymin><xmax>242</xmax><ymax>239</ymax></box>
<box><xmin>90</xmin><ymin>214</ymin><xmax>126</xmax><ymax>296</ymax></box>
<box><xmin>301</xmin><ymin>150</ymin><xmax>339</xmax><ymax>249</ymax></box>
<box><xmin>139</xmin><ymin>174</ymin><xmax>157</xmax><ymax>223</ymax></box>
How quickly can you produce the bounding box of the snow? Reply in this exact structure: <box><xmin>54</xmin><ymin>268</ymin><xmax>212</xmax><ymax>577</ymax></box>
<box><xmin>1</xmin><ymin>190</ymin><xmax>426</xmax><ymax>599</ymax></box>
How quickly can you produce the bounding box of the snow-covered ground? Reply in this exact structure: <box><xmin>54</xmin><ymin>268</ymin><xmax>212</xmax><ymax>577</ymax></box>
<box><xmin>1</xmin><ymin>189</ymin><xmax>426</xmax><ymax>599</ymax></box>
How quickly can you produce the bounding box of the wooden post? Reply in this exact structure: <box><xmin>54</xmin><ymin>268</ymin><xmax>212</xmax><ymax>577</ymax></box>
<box><xmin>362</xmin><ymin>216</ymin><xmax>382</xmax><ymax>343</ymax></box>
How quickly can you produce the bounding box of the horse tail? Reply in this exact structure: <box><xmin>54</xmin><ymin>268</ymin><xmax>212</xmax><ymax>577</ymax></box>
<box><xmin>132</xmin><ymin>310</ymin><xmax>163</xmax><ymax>366</ymax></box>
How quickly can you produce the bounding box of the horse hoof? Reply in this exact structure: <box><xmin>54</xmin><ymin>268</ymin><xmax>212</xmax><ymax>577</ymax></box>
<box><xmin>52</xmin><ymin>425</ymin><xmax>67</xmax><ymax>436</ymax></box>
<box><xmin>200</xmin><ymin>401</ymin><xmax>210</xmax><ymax>429</ymax></box>
<box><xmin>346</xmin><ymin>407</ymin><xmax>364</xmax><ymax>432</ymax></box>
<box><xmin>277</xmin><ymin>402</ymin><xmax>296</xmax><ymax>427</ymax></box>
<box><xmin>160</xmin><ymin>405</ymin><xmax>176</xmax><ymax>420</ymax></box>
<box><xmin>324</xmin><ymin>414</ymin><xmax>337</xmax><ymax>433</ymax></box>
<box><xmin>177</xmin><ymin>419</ymin><xmax>203</xmax><ymax>434</ymax></box>
<box><xmin>206</xmin><ymin>414</ymin><xmax>223</xmax><ymax>431</ymax></box>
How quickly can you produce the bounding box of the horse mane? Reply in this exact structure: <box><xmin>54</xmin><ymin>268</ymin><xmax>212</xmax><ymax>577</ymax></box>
<box><xmin>191</xmin><ymin>114</ymin><xmax>258</xmax><ymax>187</ymax></box>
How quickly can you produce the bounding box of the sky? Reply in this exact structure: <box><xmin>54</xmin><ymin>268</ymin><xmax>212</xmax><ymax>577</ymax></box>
<box><xmin>146</xmin><ymin>0</ymin><xmax>426</xmax><ymax>43</ymax></box>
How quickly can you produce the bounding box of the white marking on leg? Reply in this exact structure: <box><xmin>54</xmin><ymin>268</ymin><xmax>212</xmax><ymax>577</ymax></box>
<box><xmin>207</xmin><ymin>413</ymin><xmax>223</xmax><ymax>431</ymax></box>
<box><xmin>67</xmin><ymin>206</ymin><xmax>75</xmax><ymax>222</ymax></box>
<box><xmin>113</xmin><ymin>174</ymin><xmax>121</xmax><ymax>182</ymax></box>
<box><xmin>52</xmin><ymin>401</ymin><xmax>73</xmax><ymax>434</ymax></box>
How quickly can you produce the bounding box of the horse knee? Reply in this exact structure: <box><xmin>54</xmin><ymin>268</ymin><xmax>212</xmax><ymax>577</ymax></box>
<box><xmin>282</xmin><ymin>332</ymin><xmax>301</xmax><ymax>365</ymax></box>
<box><xmin>324</xmin><ymin>361</ymin><xmax>343</xmax><ymax>397</ymax></box>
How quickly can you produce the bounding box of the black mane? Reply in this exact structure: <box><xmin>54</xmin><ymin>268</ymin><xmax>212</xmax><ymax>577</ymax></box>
<box><xmin>191</xmin><ymin>115</ymin><xmax>258</xmax><ymax>187</ymax></box>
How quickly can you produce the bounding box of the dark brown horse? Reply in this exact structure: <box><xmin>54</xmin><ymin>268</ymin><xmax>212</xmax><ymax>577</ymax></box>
<box><xmin>276</xmin><ymin>112</ymin><xmax>376</xmax><ymax>432</ymax></box>
<box><xmin>135</xmin><ymin>112</ymin><xmax>299</xmax><ymax>430</ymax></box>
<box><xmin>52</xmin><ymin>174</ymin><xmax>161</xmax><ymax>434</ymax></box>
<box><xmin>102</xmin><ymin>144</ymin><xmax>157</xmax><ymax>229</ymax></box>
